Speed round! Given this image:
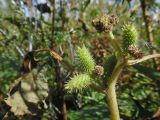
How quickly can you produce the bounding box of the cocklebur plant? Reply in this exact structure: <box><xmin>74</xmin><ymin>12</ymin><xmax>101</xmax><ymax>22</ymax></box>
<box><xmin>65</xmin><ymin>14</ymin><xmax>160</xmax><ymax>120</ymax></box>
<box><xmin>65</xmin><ymin>46</ymin><xmax>103</xmax><ymax>93</ymax></box>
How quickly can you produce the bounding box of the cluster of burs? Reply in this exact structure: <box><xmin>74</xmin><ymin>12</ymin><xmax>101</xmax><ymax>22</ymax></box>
<box><xmin>65</xmin><ymin>14</ymin><xmax>141</xmax><ymax>93</ymax></box>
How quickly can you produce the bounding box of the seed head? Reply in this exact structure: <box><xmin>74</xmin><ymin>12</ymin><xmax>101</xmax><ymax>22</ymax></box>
<box><xmin>128</xmin><ymin>45</ymin><xmax>143</xmax><ymax>59</ymax></box>
<box><xmin>92</xmin><ymin>14</ymin><xmax>119</xmax><ymax>33</ymax></box>
<box><xmin>94</xmin><ymin>65</ymin><xmax>104</xmax><ymax>76</ymax></box>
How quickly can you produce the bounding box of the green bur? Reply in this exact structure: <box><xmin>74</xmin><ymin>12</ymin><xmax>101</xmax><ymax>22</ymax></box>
<box><xmin>65</xmin><ymin>74</ymin><xmax>91</xmax><ymax>93</ymax></box>
<box><xmin>65</xmin><ymin>46</ymin><xmax>95</xmax><ymax>93</ymax></box>
<box><xmin>77</xmin><ymin>46</ymin><xmax>95</xmax><ymax>74</ymax></box>
<box><xmin>122</xmin><ymin>24</ymin><xmax>138</xmax><ymax>52</ymax></box>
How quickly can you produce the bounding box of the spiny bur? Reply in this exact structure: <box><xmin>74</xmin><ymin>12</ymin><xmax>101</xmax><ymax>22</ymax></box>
<box><xmin>122</xmin><ymin>24</ymin><xmax>138</xmax><ymax>52</ymax></box>
<box><xmin>65</xmin><ymin>74</ymin><xmax>91</xmax><ymax>93</ymax></box>
<box><xmin>77</xmin><ymin>46</ymin><xmax>95</xmax><ymax>74</ymax></box>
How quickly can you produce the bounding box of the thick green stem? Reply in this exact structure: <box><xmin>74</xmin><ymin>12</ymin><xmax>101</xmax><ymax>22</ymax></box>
<box><xmin>105</xmin><ymin>60</ymin><xmax>125</xmax><ymax>120</ymax></box>
<box><xmin>105</xmin><ymin>32</ymin><xmax>124</xmax><ymax>120</ymax></box>
<box><xmin>108</xmin><ymin>60</ymin><xmax>124</xmax><ymax>86</ymax></box>
<box><xmin>106</xmin><ymin>85</ymin><xmax>120</xmax><ymax>120</ymax></box>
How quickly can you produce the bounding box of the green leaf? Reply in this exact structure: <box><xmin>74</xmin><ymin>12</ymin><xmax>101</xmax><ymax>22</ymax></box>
<box><xmin>103</xmin><ymin>54</ymin><xmax>117</xmax><ymax>80</ymax></box>
<box><xmin>133</xmin><ymin>65</ymin><xmax>160</xmax><ymax>81</ymax></box>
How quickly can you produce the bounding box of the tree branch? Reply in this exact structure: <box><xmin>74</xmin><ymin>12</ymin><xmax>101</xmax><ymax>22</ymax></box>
<box><xmin>140</xmin><ymin>0</ymin><xmax>158</xmax><ymax>69</ymax></box>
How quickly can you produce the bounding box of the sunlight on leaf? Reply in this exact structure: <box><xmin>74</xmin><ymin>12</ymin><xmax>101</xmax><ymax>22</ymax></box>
<box><xmin>5</xmin><ymin>67</ymin><xmax>49</xmax><ymax>116</ymax></box>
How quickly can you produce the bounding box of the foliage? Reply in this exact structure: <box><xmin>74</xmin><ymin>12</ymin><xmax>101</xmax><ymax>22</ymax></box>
<box><xmin>0</xmin><ymin>0</ymin><xmax>160</xmax><ymax>120</ymax></box>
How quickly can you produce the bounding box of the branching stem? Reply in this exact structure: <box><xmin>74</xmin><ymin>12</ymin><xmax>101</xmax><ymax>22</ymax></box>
<box><xmin>105</xmin><ymin>32</ymin><xmax>125</xmax><ymax>120</ymax></box>
<box><xmin>128</xmin><ymin>54</ymin><xmax>160</xmax><ymax>65</ymax></box>
<box><xmin>105</xmin><ymin>59</ymin><xmax>125</xmax><ymax>120</ymax></box>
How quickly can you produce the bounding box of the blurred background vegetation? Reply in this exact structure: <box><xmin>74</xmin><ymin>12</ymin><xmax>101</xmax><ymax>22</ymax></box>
<box><xmin>0</xmin><ymin>0</ymin><xmax>160</xmax><ymax>120</ymax></box>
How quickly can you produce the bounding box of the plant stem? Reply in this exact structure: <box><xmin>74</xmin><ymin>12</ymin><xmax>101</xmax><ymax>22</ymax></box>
<box><xmin>106</xmin><ymin>85</ymin><xmax>120</xmax><ymax>120</ymax></box>
<box><xmin>109</xmin><ymin>32</ymin><xmax>122</xmax><ymax>54</ymax></box>
<box><xmin>127</xmin><ymin>53</ymin><xmax>160</xmax><ymax>65</ymax></box>
<box><xmin>50</xmin><ymin>1</ymin><xmax>67</xmax><ymax>120</ymax></box>
<box><xmin>107</xmin><ymin>60</ymin><xmax>124</xmax><ymax>86</ymax></box>
<box><xmin>51</xmin><ymin>0</ymin><xmax>55</xmax><ymax>48</ymax></box>
<box><xmin>104</xmin><ymin>31</ymin><xmax>125</xmax><ymax>120</ymax></box>
<box><xmin>105</xmin><ymin>60</ymin><xmax>125</xmax><ymax>120</ymax></box>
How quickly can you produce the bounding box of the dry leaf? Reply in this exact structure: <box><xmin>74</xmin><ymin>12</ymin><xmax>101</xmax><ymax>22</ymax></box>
<box><xmin>5</xmin><ymin>91</ymin><xmax>31</xmax><ymax>116</ymax></box>
<box><xmin>5</xmin><ymin>67</ymin><xmax>49</xmax><ymax>116</ymax></box>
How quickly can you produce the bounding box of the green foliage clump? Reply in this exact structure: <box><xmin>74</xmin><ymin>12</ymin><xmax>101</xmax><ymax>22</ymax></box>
<box><xmin>65</xmin><ymin>74</ymin><xmax>91</xmax><ymax>93</ymax></box>
<box><xmin>122</xmin><ymin>24</ymin><xmax>138</xmax><ymax>52</ymax></box>
<box><xmin>77</xmin><ymin>46</ymin><xmax>95</xmax><ymax>74</ymax></box>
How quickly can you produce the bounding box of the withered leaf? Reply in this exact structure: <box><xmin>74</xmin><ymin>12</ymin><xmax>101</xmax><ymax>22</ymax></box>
<box><xmin>5</xmin><ymin>67</ymin><xmax>49</xmax><ymax>116</ymax></box>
